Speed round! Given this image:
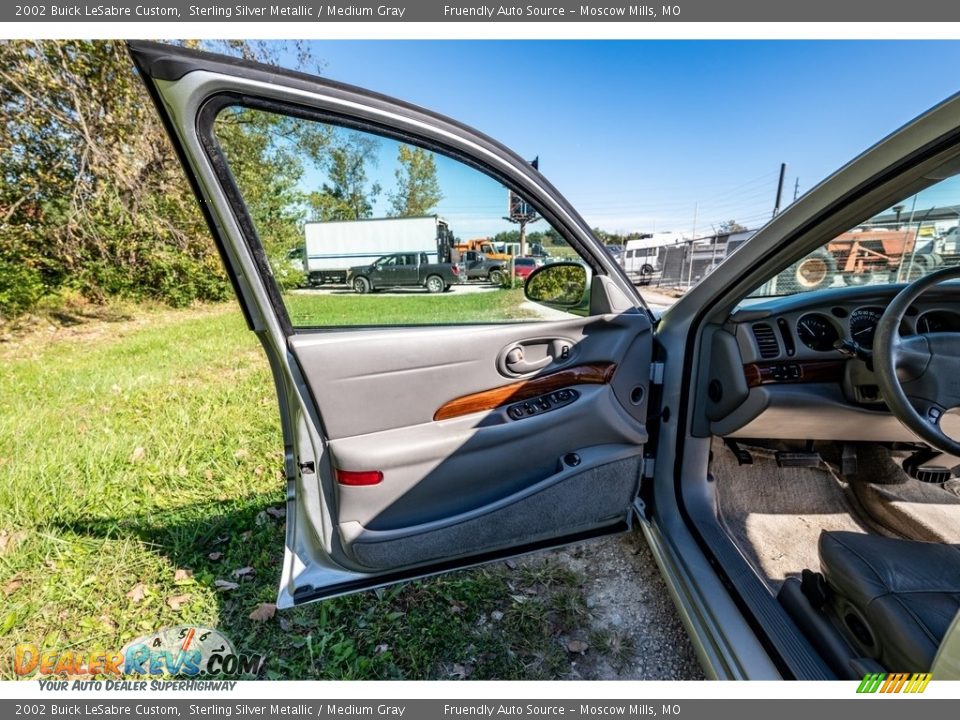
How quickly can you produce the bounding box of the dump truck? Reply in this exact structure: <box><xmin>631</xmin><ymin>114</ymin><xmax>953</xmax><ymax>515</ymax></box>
<box><xmin>453</xmin><ymin>238</ymin><xmax>513</xmax><ymax>263</ymax></box>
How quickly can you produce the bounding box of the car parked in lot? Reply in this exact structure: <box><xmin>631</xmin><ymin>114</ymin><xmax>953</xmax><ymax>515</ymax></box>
<box><xmin>346</xmin><ymin>252</ymin><xmax>459</xmax><ymax>294</ymax></box>
<box><xmin>129</xmin><ymin>41</ymin><xmax>960</xmax><ymax>680</ymax></box>
<box><xmin>511</xmin><ymin>257</ymin><xmax>539</xmax><ymax>281</ymax></box>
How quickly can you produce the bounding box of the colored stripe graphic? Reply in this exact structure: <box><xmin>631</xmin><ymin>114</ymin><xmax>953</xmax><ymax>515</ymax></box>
<box><xmin>857</xmin><ymin>672</ymin><xmax>931</xmax><ymax>693</ymax></box>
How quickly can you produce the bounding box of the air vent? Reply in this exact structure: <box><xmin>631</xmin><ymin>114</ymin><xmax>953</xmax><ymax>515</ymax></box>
<box><xmin>752</xmin><ymin>323</ymin><xmax>780</xmax><ymax>359</ymax></box>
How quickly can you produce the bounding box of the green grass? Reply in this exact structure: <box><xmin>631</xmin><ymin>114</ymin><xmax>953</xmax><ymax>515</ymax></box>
<box><xmin>0</xmin><ymin>302</ymin><xmax>603</xmax><ymax>680</ymax></box>
<box><xmin>283</xmin><ymin>287</ymin><xmax>536</xmax><ymax>326</ymax></box>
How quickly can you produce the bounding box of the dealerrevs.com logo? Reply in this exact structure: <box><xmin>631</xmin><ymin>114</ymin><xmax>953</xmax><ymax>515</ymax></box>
<box><xmin>14</xmin><ymin>626</ymin><xmax>264</xmax><ymax>678</ymax></box>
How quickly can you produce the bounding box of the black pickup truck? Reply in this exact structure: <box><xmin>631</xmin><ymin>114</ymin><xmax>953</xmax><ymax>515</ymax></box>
<box><xmin>347</xmin><ymin>252</ymin><xmax>460</xmax><ymax>294</ymax></box>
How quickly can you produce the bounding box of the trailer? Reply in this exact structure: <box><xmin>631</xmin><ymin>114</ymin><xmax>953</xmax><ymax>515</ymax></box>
<box><xmin>299</xmin><ymin>216</ymin><xmax>453</xmax><ymax>285</ymax></box>
<box><xmin>780</xmin><ymin>227</ymin><xmax>942</xmax><ymax>292</ymax></box>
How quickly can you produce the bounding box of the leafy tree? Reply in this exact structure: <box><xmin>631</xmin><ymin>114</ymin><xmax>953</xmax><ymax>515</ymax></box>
<box><xmin>214</xmin><ymin>107</ymin><xmax>332</xmax><ymax>289</ymax></box>
<box><xmin>0</xmin><ymin>40</ymin><xmax>214</xmax><ymax>311</ymax></box>
<box><xmin>718</xmin><ymin>219</ymin><xmax>748</xmax><ymax>233</ymax></box>
<box><xmin>0</xmin><ymin>39</ymin><xmax>321</xmax><ymax>317</ymax></box>
<box><xmin>307</xmin><ymin>132</ymin><xmax>381</xmax><ymax>221</ymax></box>
<box><xmin>389</xmin><ymin>145</ymin><xmax>442</xmax><ymax>217</ymax></box>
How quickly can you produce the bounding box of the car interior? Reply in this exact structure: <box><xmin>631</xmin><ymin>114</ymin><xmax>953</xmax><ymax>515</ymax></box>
<box><xmin>687</xmin><ymin>171</ymin><xmax>960</xmax><ymax>678</ymax></box>
<box><xmin>127</xmin><ymin>41</ymin><xmax>960</xmax><ymax>679</ymax></box>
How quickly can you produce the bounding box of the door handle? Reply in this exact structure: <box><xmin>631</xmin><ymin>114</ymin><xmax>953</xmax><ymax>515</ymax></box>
<box><xmin>499</xmin><ymin>338</ymin><xmax>576</xmax><ymax>376</ymax></box>
<box><xmin>505</xmin><ymin>347</ymin><xmax>554</xmax><ymax>374</ymax></box>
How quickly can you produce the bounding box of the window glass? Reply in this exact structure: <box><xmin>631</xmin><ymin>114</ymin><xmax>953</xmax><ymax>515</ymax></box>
<box><xmin>213</xmin><ymin>106</ymin><xmax>583</xmax><ymax>327</ymax></box>
<box><xmin>750</xmin><ymin>174</ymin><xmax>960</xmax><ymax>297</ymax></box>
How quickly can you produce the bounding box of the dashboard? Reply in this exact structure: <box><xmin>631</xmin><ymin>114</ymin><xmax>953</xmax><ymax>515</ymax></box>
<box><xmin>702</xmin><ymin>284</ymin><xmax>960</xmax><ymax>442</ymax></box>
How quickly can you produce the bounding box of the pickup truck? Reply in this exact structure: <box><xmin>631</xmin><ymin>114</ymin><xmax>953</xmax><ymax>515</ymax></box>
<box><xmin>458</xmin><ymin>250</ymin><xmax>506</xmax><ymax>284</ymax></box>
<box><xmin>347</xmin><ymin>252</ymin><xmax>460</xmax><ymax>294</ymax></box>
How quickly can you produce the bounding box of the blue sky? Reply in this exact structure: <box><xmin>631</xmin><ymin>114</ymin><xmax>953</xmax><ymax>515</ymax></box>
<box><xmin>283</xmin><ymin>40</ymin><xmax>960</xmax><ymax>235</ymax></box>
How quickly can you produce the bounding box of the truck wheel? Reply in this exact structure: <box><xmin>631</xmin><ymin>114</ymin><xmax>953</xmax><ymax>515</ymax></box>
<box><xmin>426</xmin><ymin>275</ymin><xmax>445</xmax><ymax>293</ymax></box>
<box><xmin>637</xmin><ymin>264</ymin><xmax>655</xmax><ymax>286</ymax></box>
<box><xmin>780</xmin><ymin>249</ymin><xmax>836</xmax><ymax>292</ymax></box>
<box><xmin>489</xmin><ymin>269</ymin><xmax>504</xmax><ymax>285</ymax></box>
<box><xmin>353</xmin><ymin>276</ymin><xmax>371</xmax><ymax>294</ymax></box>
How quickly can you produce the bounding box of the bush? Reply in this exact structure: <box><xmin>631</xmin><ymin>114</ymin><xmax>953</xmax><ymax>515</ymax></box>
<box><xmin>0</xmin><ymin>259</ymin><xmax>45</xmax><ymax>320</ymax></box>
<box><xmin>497</xmin><ymin>268</ymin><xmax>524</xmax><ymax>290</ymax></box>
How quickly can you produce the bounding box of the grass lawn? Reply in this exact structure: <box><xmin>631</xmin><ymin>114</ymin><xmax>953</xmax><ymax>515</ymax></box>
<box><xmin>283</xmin><ymin>287</ymin><xmax>537</xmax><ymax>326</ymax></box>
<box><xmin>0</xmin><ymin>298</ymin><xmax>608</xmax><ymax>680</ymax></box>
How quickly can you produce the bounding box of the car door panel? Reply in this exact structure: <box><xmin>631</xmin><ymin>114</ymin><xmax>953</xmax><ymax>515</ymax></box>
<box><xmin>291</xmin><ymin>312</ymin><xmax>651</xmax><ymax>568</ymax></box>
<box><xmin>128</xmin><ymin>41</ymin><xmax>652</xmax><ymax>605</ymax></box>
<box><xmin>342</xmin><ymin>446</ymin><xmax>643</xmax><ymax>570</ymax></box>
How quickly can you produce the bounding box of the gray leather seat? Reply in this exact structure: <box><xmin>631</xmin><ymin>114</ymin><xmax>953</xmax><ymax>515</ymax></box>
<box><xmin>819</xmin><ymin>531</ymin><xmax>960</xmax><ymax>671</ymax></box>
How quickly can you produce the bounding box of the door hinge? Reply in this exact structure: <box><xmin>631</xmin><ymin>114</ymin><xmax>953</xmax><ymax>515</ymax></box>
<box><xmin>649</xmin><ymin>362</ymin><xmax>665</xmax><ymax>385</ymax></box>
<box><xmin>641</xmin><ymin>456</ymin><xmax>656</xmax><ymax>479</ymax></box>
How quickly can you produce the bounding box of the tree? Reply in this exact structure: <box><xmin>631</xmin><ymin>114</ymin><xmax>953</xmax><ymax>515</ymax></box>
<box><xmin>0</xmin><ymin>39</ymin><xmax>321</xmax><ymax>316</ymax></box>
<box><xmin>307</xmin><ymin>132</ymin><xmax>381</xmax><ymax>222</ymax></box>
<box><xmin>214</xmin><ymin>106</ymin><xmax>332</xmax><ymax>288</ymax></box>
<box><xmin>389</xmin><ymin>144</ymin><xmax>442</xmax><ymax>217</ymax></box>
<box><xmin>718</xmin><ymin>220</ymin><xmax>748</xmax><ymax>233</ymax></box>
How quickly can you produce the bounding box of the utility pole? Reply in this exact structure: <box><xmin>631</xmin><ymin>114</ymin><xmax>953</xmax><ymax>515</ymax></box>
<box><xmin>773</xmin><ymin>162</ymin><xmax>787</xmax><ymax>218</ymax></box>
<box><xmin>687</xmin><ymin>202</ymin><xmax>699</xmax><ymax>287</ymax></box>
<box><xmin>793</xmin><ymin>177</ymin><xmax>800</xmax><ymax>202</ymax></box>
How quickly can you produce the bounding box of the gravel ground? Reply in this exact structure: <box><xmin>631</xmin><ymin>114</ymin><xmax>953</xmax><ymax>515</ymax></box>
<box><xmin>544</xmin><ymin>529</ymin><xmax>706</xmax><ymax>680</ymax></box>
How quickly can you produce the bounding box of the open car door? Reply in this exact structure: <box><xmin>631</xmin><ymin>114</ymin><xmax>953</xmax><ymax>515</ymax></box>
<box><xmin>128</xmin><ymin>41</ymin><xmax>655</xmax><ymax>607</ymax></box>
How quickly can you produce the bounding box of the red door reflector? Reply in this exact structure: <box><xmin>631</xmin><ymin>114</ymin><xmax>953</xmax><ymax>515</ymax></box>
<box><xmin>336</xmin><ymin>469</ymin><xmax>384</xmax><ymax>486</ymax></box>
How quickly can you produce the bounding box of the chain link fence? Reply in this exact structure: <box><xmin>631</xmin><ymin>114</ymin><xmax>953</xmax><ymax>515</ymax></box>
<box><xmin>622</xmin><ymin>222</ymin><xmax>960</xmax><ymax>296</ymax></box>
<box><xmin>622</xmin><ymin>232</ymin><xmax>755</xmax><ymax>293</ymax></box>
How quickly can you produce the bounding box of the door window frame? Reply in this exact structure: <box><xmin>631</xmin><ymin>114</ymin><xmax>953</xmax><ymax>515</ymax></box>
<box><xmin>197</xmin><ymin>93</ymin><xmax>617</xmax><ymax>335</ymax></box>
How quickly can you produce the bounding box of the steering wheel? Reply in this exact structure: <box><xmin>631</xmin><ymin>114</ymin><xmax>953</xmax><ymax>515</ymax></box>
<box><xmin>875</xmin><ymin>264</ymin><xmax>960</xmax><ymax>457</ymax></box>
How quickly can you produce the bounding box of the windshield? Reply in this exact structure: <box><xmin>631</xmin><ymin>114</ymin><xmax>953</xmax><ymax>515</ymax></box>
<box><xmin>750</xmin><ymin>174</ymin><xmax>960</xmax><ymax>297</ymax></box>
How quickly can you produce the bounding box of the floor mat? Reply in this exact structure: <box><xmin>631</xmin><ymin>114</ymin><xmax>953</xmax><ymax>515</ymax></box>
<box><xmin>711</xmin><ymin>440</ymin><xmax>869</xmax><ymax>592</ymax></box>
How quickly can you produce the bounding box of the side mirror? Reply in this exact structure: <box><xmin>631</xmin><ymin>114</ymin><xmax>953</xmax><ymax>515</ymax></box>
<box><xmin>524</xmin><ymin>262</ymin><xmax>589</xmax><ymax>316</ymax></box>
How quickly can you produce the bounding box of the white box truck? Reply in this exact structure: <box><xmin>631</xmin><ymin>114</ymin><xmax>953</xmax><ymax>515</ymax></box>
<box><xmin>299</xmin><ymin>216</ymin><xmax>453</xmax><ymax>285</ymax></box>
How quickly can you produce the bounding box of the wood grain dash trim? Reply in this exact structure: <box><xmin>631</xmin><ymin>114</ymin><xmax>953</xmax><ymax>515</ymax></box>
<box><xmin>433</xmin><ymin>362</ymin><xmax>617</xmax><ymax>421</ymax></box>
<box><xmin>743</xmin><ymin>359</ymin><xmax>846</xmax><ymax>388</ymax></box>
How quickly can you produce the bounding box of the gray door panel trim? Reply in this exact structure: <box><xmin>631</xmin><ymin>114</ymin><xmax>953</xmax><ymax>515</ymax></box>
<box><xmin>331</xmin><ymin>386</ymin><xmax>647</xmax><ymax>529</ymax></box>
<box><xmin>290</xmin><ymin>313</ymin><xmax>652</xmax><ymax>439</ymax></box>
<box><xmin>342</xmin><ymin>449</ymin><xmax>642</xmax><ymax>570</ymax></box>
<box><xmin>340</xmin><ymin>444</ymin><xmax>642</xmax><ymax>545</ymax></box>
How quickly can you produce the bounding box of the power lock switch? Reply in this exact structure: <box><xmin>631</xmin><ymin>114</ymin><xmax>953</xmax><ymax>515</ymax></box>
<box><xmin>506</xmin><ymin>388</ymin><xmax>579</xmax><ymax>420</ymax></box>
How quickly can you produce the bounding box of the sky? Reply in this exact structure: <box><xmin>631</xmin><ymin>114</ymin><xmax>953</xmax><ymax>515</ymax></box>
<box><xmin>277</xmin><ymin>40</ymin><xmax>960</xmax><ymax>237</ymax></box>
